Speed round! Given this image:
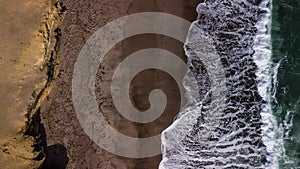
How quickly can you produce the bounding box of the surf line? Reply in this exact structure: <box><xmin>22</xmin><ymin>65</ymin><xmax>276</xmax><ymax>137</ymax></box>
<box><xmin>160</xmin><ymin>0</ymin><xmax>276</xmax><ymax>168</ymax></box>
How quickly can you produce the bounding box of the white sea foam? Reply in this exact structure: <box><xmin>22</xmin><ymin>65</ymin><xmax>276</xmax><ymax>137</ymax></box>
<box><xmin>160</xmin><ymin>0</ymin><xmax>278</xmax><ymax>168</ymax></box>
<box><xmin>253</xmin><ymin>0</ymin><xmax>281</xmax><ymax>168</ymax></box>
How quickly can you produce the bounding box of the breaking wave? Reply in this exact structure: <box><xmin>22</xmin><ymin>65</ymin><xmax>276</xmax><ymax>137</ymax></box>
<box><xmin>160</xmin><ymin>0</ymin><xmax>277</xmax><ymax>168</ymax></box>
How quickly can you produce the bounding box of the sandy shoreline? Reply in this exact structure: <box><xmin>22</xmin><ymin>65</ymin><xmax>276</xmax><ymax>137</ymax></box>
<box><xmin>41</xmin><ymin>0</ymin><xmax>201</xmax><ymax>168</ymax></box>
<box><xmin>0</xmin><ymin>0</ymin><xmax>202</xmax><ymax>168</ymax></box>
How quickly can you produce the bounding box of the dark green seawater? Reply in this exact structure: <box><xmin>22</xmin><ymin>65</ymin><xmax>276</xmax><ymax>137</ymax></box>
<box><xmin>272</xmin><ymin>0</ymin><xmax>300</xmax><ymax>168</ymax></box>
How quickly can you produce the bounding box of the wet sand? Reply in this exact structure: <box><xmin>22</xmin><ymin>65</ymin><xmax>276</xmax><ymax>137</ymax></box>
<box><xmin>40</xmin><ymin>0</ymin><xmax>202</xmax><ymax>168</ymax></box>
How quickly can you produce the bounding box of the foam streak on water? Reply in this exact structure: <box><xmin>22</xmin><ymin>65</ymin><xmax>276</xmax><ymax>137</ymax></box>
<box><xmin>252</xmin><ymin>0</ymin><xmax>279</xmax><ymax>168</ymax></box>
<box><xmin>160</xmin><ymin>0</ymin><xmax>277</xmax><ymax>168</ymax></box>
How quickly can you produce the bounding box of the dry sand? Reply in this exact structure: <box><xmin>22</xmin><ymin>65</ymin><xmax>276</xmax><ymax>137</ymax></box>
<box><xmin>0</xmin><ymin>0</ymin><xmax>64</xmax><ymax>168</ymax></box>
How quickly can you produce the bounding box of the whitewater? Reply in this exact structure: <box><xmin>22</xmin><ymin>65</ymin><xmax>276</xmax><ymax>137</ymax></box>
<box><xmin>160</xmin><ymin>0</ymin><xmax>279</xmax><ymax>168</ymax></box>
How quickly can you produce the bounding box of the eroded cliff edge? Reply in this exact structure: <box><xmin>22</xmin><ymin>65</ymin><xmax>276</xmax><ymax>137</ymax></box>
<box><xmin>0</xmin><ymin>1</ymin><xmax>65</xmax><ymax>168</ymax></box>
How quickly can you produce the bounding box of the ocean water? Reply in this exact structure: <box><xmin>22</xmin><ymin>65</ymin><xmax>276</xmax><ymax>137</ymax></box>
<box><xmin>272</xmin><ymin>0</ymin><xmax>300</xmax><ymax>168</ymax></box>
<box><xmin>160</xmin><ymin>0</ymin><xmax>300</xmax><ymax>168</ymax></box>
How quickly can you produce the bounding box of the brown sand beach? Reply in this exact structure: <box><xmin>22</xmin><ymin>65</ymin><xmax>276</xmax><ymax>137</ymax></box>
<box><xmin>0</xmin><ymin>0</ymin><xmax>202</xmax><ymax>168</ymax></box>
